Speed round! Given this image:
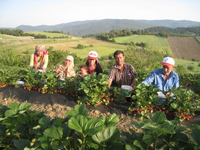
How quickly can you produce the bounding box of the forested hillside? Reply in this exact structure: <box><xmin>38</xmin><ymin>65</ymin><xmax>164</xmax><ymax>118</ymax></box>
<box><xmin>11</xmin><ymin>19</ymin><xmax>200</xmax><ymax>37</ymax></box>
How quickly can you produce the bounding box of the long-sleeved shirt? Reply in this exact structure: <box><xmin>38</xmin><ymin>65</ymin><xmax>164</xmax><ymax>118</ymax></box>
<box><xmin>142</xmin><ymin>68</ymin><xmax>179</xmax><ymax>92</ymax></box>
<box><xmin>30</xmin><ymin>52</ymin><xmax>49</xmax><ymax>69</ymax></box>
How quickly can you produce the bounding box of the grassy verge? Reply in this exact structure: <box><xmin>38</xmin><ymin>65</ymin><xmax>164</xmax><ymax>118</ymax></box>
<box><xmin>0</xmin><ymin>34</ymin><xmax>17</xmax><ymax>39</ymax></box>
<box><xmin>174</xmin><ymin>58</ymin><xmax>200</xmax><ymax>74</ymax></box>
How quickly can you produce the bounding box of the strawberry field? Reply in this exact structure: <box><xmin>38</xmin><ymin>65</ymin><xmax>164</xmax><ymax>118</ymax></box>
<box><xmin>0</xmin><ymin>68</ymin><xmax>200</xmax><ymax>149</ymax></box>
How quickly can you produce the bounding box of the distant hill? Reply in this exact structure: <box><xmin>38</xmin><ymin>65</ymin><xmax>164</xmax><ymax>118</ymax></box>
<box><xmin>14</xmin><ymin>19</ymin><xmax>200</xmax><ymax>37</ymax></box>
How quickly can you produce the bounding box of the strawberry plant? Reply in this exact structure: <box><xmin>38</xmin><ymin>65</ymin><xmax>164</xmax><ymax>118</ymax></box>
<box><xmin>126</xmin><ymin>111</ymin><xmax>193</xmax><ymax>150</ymax></box>
<box><xmin>1</xmin><ymin>102</ymin><xmax>200</xmax><ymax>149</ymax></box>
<box><xmin>20</xmin><ymin>69</ymin><xmax>45</xmax><ymax>91</ymax></box>
<box><xmin>77</xmin><ymin>73</ymin><xmax>110</xmax><ymax>106</ymax></box>
<box><xmin>129</xmin><ymin>84</ymin><xmax>159</xmax><ymax>120</ymax></box>
<box><xmin>190</xmin><ymin>124</ymin><xmax>200</xmax><ymax>148</ymax></box>
<box><xmin>62</xmin><ymin>76</ymin><xmax>81</xmax><ymax>96</ymax></box>
<box><xmin>109</xmin><ymin>87</ymin><xmax>127</xmax><ymax>103</ymax></box>
<box><xmin>0</xmin><ymin>69</ymin><xmax>12</xmax><ymax>88</ymax></box>
<box><xmin>179</xmin><ymin>73</ymin><xmax>200</xmax><ymax>94</ymax></box>
<box><xmin>162</xmin><ymin>87</ymin><xmax>200</xmax><ymax>122</ymax></box>
<box><xmin>67</xmin><ymin>104</ymin><xmax>122</xmax><ymax>150</ymax></box>
<box><xmin>0</xmin><ymin>102</ymin><xmax>122</xmax><ymax>150</ymax></box>
<box><xmin>40</xmin><ymin>71</ymin><xmax>59</xmax><ymax>94</ymax></box>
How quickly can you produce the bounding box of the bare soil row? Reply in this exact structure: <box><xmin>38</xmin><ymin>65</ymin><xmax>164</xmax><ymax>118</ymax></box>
<box><xmin>168</xmin><ymin>37</ymin><xmax>200</xmax><ymax>61</ymax></box>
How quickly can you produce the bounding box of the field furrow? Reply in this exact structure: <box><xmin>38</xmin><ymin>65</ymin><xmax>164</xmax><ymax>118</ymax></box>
<box><xmin>168</xmin><ymin>37</ymin><xmax>200</xmax><ymax>61</ymax></box>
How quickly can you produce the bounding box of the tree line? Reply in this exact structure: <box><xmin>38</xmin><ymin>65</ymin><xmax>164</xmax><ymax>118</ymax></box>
<box><xmin>0</xmin><ymin>29</ymin><xmax>24</xmax><ymax>36</ymax></box>
<box><xmin>44</xmin><ymin>30</ymin><xmax>64</xmax><ymax>33</ymax></box>
<box><xmin>83</xmin><ymin>26</ymin><xmax>200</xmax><ymax>41</ymax></box>
<box><xmin>0</xmin><ymin>29</ymin><xmax>68</xmax><ymax>39</ymax></box>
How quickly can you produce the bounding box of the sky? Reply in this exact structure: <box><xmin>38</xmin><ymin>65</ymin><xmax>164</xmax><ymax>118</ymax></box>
<box><xmin>0</xmin><ymin>0</ymin><xmax>200</xmax><ymax>28</ymax></box>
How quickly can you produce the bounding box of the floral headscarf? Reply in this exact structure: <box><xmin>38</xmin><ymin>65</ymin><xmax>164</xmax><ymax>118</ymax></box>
<box><xmin>65</xmin><ymin>55</ymin><xmax>75</xmax><ymax>77</ymax></box>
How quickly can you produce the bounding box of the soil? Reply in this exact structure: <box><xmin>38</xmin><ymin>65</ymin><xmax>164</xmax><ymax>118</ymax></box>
<box><xmin>1</xmin><ymin>86</ymin><xmax>200</xmax><ymax>133</ymax></box>
<box><xmin>167</xmin><ymin>36</ymin><xmax>200</xmax><ymax>61</ymax></box>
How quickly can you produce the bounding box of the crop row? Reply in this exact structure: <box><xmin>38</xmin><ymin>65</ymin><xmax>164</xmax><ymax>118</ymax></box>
<box><xmin>0</xmin><ymin>102</ymin><xmax>200</xmax><ymax>149</ymax></box>
<box><xmin>0</xmin><ymin>68</ymin><xmax>200</xmax><ymax>122</ymax></box>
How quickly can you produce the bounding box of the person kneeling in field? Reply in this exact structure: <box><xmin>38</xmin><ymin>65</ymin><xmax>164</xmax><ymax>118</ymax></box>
<box><xmin>54</xmin><ymin>55</ymin><xmax>76</xmax><ymax>79</ymax></box>
<box><xmin>108</xmin><ymin>50</ymin><xmax>138</xmax><ymax>89</ymax></box>
<box><xmin>142</xmin><ymin>57</ymin><xmax>179</xmax><ymax>103</ymax></box>
<box><xmin>30</xmin><ymin>45</ymin><xmax>49</xmax><ymax>72</ymax></box>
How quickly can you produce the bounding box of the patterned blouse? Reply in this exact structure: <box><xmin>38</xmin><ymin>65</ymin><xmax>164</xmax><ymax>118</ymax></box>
<box><xmin>55</xmin><ymin>64</ymin><xmax>76</xmax><ymax>79</ymax></box>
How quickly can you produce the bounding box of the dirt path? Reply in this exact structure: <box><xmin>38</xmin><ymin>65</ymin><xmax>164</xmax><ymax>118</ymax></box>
<box><xmin>0</xmin><ymin>86</ymin><xmax>200</xmax><ymax>132</ymax></box>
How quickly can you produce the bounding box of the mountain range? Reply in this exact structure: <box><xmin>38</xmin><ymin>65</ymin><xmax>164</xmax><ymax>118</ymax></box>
<box><xmin>14</xmin><ymin>19</ymin><xmax>200</xmax><ymax>37</ymax></box>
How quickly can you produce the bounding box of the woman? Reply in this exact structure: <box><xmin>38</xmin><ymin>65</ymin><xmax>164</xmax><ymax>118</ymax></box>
<box><xmin>30</xmin><ymin>45</ymin><xmax>49</xmax><ymax>72</ymax></box>
<box><xmin>85</xmin><ymin>51</ymin><xmax>103</xmax><ymax>75</ymax></box>
<box><xmin>55</xmin><ymin>55</ymin><xmax>76</xmax><ymax>79</ymax></box>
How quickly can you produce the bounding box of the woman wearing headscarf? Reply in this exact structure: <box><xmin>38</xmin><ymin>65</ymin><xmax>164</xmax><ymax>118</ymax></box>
<box><xmin>85</xmin><ymin>51</ymin><xmax>103</xmax><ymax>75</ymax></box>
<box><xmin>30</xmin><ymin>45</ymin><xmax>49</xmax><ymax>72</ymax></box>
<box><xmin>55</xmin><ymin>55</ymin><xmax>76</xmax><ymax>79</ymax></box>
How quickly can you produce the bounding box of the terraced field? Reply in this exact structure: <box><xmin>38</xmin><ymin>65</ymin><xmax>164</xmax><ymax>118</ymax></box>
<box><xmin>168</xmin><ymin>37</ymin><xmax>200</xmax><ymax>61</ymax></box>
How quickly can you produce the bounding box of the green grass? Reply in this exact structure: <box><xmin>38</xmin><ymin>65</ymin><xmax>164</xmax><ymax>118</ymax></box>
<box><xmin>195</xmin><ymin>36</ymin><xmax>200</xmax><ymax>43</ymax></box>
<box><xmin>0</xmin><ymin>37</ymin><xmax>127</xmax><ymax>58</ymax></box>
<box><xmin>114</xmin><ymin>35</ymin><xmax>172</xmax><ymax>56</ymax></box>
<box><xmin>0</xmin><ymin>34</ymin><xmax>17</xmax><ymax>39</ymax></box>
<box><xmin>174</xmin><ymin>58</ymin><xmax>200</xmax><ymax>74</ymax></box>
<box><xmin>25</xmin><ymin>31</ymin><xmax>71</xmax><ymax>38</ymax></box>
<box><xmin>71</xmin><ymin>43</ymin><xmax>126</xmax><ymax>58</ymax></box>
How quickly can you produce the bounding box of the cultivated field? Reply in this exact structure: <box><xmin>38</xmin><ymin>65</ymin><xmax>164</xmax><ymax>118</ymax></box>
<box><xmin>168</xmin><ymin>37</ymin><xmax>200</xmax><ymax>61</ymax></box>
<box><xmin>114</xmin><ymin>35</ymin><xmax>172</xmax><ymax>56</ymax></box>
<box><xmin>0</xmin><ymin>36</ymin><xmax>126</xmax><ymax>58</ymax></box>
<box><xmin>25</xmin><ymin>31</ymin><xmax>70</xmax><ymax>38</ymax></box>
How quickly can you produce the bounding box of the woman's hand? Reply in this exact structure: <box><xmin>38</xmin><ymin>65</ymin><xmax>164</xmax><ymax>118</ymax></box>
<box><xmin>34</xmin><ymin>65</ymin><xmax>38</xmax><ymax>70</ymax></box>
<box><xmin>55</xmin><ymin>65</ymin><xmax>62</xmax><ymax>73</ymax></box>
<box><xmin>42</xmin><ymin>67</ymin><xmax>46</xmax><ymax>72</ymax></box>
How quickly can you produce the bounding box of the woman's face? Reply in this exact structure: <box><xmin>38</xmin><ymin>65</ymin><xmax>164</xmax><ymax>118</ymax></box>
<box><xmin>36</xmin><ymin>49</ymin><xmax>43</xmax><ymax>57</ymax></box>
<box><xmin>65</xmin><ymin>59</ymin><xmax>72</xmax><ymax>67</ymax></box>
<box><xmin>88</xmin><ymin>59</ymin><xmax>96</xmax><ymax>66</ymax></box>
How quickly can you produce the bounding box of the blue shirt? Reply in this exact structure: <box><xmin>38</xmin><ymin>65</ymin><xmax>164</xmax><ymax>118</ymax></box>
<box><xmin>142</xmin><ymin>68</ymin><xmax>179</xmax><ymax>92</ymax></box>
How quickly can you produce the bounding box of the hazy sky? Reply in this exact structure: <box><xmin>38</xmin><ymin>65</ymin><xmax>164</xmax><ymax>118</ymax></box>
<box><xmin>0</xmin><ymin>0</ymin><xmax>200</xmax><ymax>28</ymax></box>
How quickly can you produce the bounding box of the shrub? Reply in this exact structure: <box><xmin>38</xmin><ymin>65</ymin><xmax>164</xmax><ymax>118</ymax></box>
<box><xmin>187</xmin><ymin>66</ymin><xmax>194</xmax><ymax>71</ymax></box>
<box><xmin>77</xmin><ymin>44</ymin><xmax>84</xmax><ymax>49</ymax></box>
<box><xmin>175</xmin><ymin>65</ymin><xmax>185</xmax><ymax>75</ymax></box>
<box><xmin>192</xmin><ymin>58</ymin><xmax>196</xmax><ymax>61</ymax></box>
<box><xmin>124</xmin><ymin>48</ymin><xmax>165</xmax><ymax>71</ymax></box>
